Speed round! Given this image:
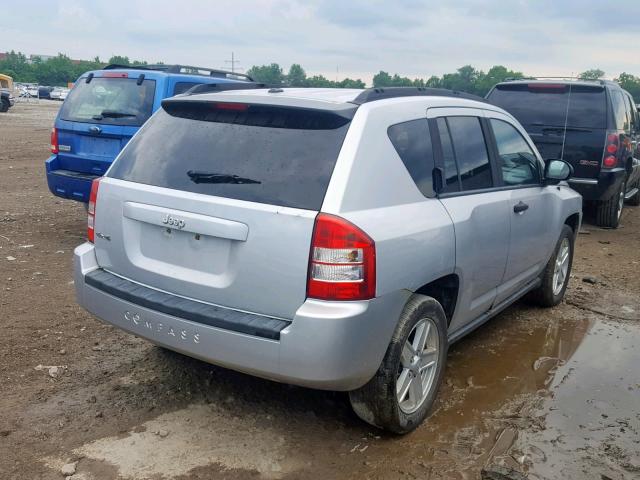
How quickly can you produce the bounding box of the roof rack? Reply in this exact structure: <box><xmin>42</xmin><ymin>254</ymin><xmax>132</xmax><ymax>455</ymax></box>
<box><xmin>502</xmin><ymin>76</ymin><xmax>615</xmax><ymax>86</ymax></box>
<box><xmin>103</xmin><ymin>64</ymin><xmax>253</xmax><ymax>81</ymax></box>
<box><xmin>351</xmin><ymin>87</ymin><xmax>486</xmax><ymax>105</ymax></box>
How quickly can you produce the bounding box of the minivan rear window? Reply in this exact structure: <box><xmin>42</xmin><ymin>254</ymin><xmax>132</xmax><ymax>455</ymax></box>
<box><xmin>60</xmin><ymin>77</ymin><xmax>156</xmax><ymax>126</ymax></box>
<box><xmin>487</xmin><ymin>84</ymin><xmax>607</xmax><ymax>129</ymax></box>
<box><xmin>107</xmin><ymin>103</ymin><xmax>354</xmax><ymax>210</ymax></box>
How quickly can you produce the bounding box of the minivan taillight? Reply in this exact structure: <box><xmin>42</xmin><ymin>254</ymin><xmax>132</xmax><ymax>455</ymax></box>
<box><xmin>50</xmin><ymin>127</ymin><xmax>59</xmax><ymax>154</ymax></box>
<box><xmin>87</xmin><ymin>178</ymin><xmax>101</xmax><ymax>243</ymax></box>
<box><xmin>602</xmin><ymin>132</ymin><xmax>620</xmax><ymax>169</ymax></box>
<box><xmin>307</xmin><ymin>213</ymin><xmax>376</xmax><ymax>301</ymax></box>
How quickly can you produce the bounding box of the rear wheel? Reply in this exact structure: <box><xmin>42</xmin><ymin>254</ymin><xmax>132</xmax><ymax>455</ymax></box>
<box><xmin>348</xmin><ymin>295</ymin><xmax>448</xmax><ymax>434</ymax></box>
<box><xmin>0</xmin><ymin>99</ymin><xmax>8</xmax><ymax>112</ymax></box>
<box><xmin>595</xmin><ymin>180</ymin><xmax>625</xmax><ymax>228</ymax></box>
<box><xmin>528</xmin><ymin>224</ymin><xmax>574</xmax><ymax>307</ymax></box>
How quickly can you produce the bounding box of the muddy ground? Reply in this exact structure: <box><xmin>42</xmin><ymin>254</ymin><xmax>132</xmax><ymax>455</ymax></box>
<box><xmin>1</xmin><ymin>101</ymin><xmax>639</xmax><ymax>480</ymax></box>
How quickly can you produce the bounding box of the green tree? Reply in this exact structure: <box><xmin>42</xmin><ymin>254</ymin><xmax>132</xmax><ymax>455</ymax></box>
<box><xmin>372</xmin><ymin>71</ymin><xmax>393</xmax><ymax>87</ymax></box>
<box><xmin>475</xmin><ymin>65</ymin><xmax>525</xmax><ymax>96</ymax></box>
<box><xmin>108</xmin><ymin>55</ymin><xmax>131</xmax><ymax>66</ymax></box>
<box><xmin>287</xmin><ymin>64</ymin><xmax>307</xmax><ymax>87</ymax></box>
<box><xmin>615</xmin><ymin>72</ymin><xmax>640</xmax><ymax>103</ymax></box>
<box><xmin>579</xmin><ymin>69</ymin><xmax>605</xmax><ymax>80</ymax></box>
<box><xmin>246</xmin><ymin>63</ymin><xmax>285</xmax><ymax>85</ymax></box>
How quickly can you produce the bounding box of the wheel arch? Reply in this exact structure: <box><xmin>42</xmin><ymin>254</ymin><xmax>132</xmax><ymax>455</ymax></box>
<box><xmin>564</xmin><ymin>212</ymin><xmax>581</xmax><ymax>234</ymax></box>
<box><xmin>414</xmin><ymin>274</ymin><xmax>459</xmax><ymax>327</ymax></box>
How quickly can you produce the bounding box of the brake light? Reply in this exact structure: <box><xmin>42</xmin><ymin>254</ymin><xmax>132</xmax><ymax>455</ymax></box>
<box><xmin>87</xmin><ymin>178</ymin><xmax>101</xmax><ymax>243</ymax></box>
<box><xmin>602</xmin><ymin>132</ymin><xmax>620</xmax><ymax>169</ymax></box>
<box><xmin>307</xmin><ymin>214</ymin><xmax>376</xmax><ymax>301</ymax></box>
<box><xmin>103</xmin><ymin>72</ymin><xmax>128</xmax><ymax>78</ymax></box>
<box><xmin>50</xmin><ymin>127</ymin><xmax>59</xmax><ymax>154</ymax></box>
<box><xmin>213</xmin><ymin>102</ymin><xmax>248</xmax><ymax>111</ymax></box>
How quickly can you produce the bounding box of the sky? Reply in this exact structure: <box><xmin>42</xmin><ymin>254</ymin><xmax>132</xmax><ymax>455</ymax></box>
<box><xmin>2</xmin><ymin>0</ymin><xmax>640</xmax><ymax>84</ymax></box>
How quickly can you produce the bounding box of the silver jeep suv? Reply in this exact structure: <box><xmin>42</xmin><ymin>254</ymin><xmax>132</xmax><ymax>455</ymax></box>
<box><xmin>74</xmin><ymin>87</ymin><xmax>581</xmax><ymax>433</ymax></box>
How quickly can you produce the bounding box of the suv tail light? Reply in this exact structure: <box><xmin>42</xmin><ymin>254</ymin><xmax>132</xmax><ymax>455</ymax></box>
<box><xmin>602</xmin><ymin>131</ymin><xmax>620</xmax><ymax>169</ymax></box>
<box><xmin>50</xmin><ymin>127</ymin><xmax>59</xmax><ymax>154</ymax></box>
<box><xmin>87</xmin><ymin>178</ymin><xmax>101</xmax><ymax>243</ymax></box>
<box><xmin>307</xmin><ymin>213</ymin><xmax>376</xmax><ymax>301</ymax></box>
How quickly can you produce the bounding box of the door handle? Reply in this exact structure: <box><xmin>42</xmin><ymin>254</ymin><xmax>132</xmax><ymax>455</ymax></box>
<box><xmin>513</xmin><ymin>201</ymin><xmax>529</xmax><ymax>214</ymax></box>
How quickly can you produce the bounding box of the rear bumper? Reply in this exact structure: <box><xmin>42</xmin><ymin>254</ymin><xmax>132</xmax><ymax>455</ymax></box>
<box><xmin>569</xmin><ymin>168</ymin><xmax>626</xmax><ymax>202</ymax></box>
<box><xmin>45</xmin><ymin>155</ymin><xmax>98</xmax><ymax>202</ymax></box>
<box><xmin>74</xmin><ymin>243</ymin><xmax>409</xmax><ymax>391</ymax></box>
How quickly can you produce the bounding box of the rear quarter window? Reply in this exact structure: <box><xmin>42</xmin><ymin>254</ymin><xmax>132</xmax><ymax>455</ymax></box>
<box><xmin>107</xmin><ymin>104</ymin><xmax>354</xmax><ymax>210</ymax></box>
<box><xmin>60</xmin><ymin>77</ymin><xmax>156</xmax><ymax>126</ymax></box>
<box><xmin>388</xmin><ymin>119</ymin><xmax>435</xmax><ymax>197</ymax></box>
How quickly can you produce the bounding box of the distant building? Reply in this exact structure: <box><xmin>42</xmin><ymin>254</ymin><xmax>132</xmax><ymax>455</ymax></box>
<box><xmin>29</xmin><ymin>54</ymin><xmax>56</xmax><ymax>63</ymax></box>
<box><xmin>0</xmin><ymin>52</ymin><xmax>7</xmax><ymax>61</ymax></box>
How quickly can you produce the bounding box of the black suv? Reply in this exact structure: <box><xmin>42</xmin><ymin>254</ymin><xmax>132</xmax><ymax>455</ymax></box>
<box><xmin>487</xmin><ymin>80</ymin><xmax>640</xmax><ymax>228</ymax></box>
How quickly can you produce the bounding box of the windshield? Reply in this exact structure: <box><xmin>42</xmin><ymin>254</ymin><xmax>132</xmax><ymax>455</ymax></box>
<box><xmin>59</xmin><ymin>77</ymin><xmax>155</xmax><ymax>126</ymax></box>
<box><xmin>487</xmin><ymin>84</ymin><xmax>607</xmax><ymax>129</ymax></box>
<box><xmin>107</xmin><ymin>104</ymin><xmax>353</xmax><ymax>210</ymax></box>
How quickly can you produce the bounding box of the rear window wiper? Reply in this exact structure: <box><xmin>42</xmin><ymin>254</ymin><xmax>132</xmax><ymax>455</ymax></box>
<box><xmin>92</xmin><ymin>110</ymin><xmax>137</xmax><ymax>120</ymax></box>
<box><xmin>187</xmin><ymin>171</ymin><xmax>261</xmax><ymax>185</ymax></box>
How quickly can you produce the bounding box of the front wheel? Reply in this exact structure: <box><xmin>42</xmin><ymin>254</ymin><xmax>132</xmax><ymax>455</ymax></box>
<box><xmin>349</xmin><ymin>295</ymin><xmax>448</xmax><ymax>434</ymax></box>
<box><xmin>0</xmin><ymin>99</ymin><xmax>8</xmax><ymax>113</ymax></box>
<box><xmin>528</xmin><ymin>224</ymin><xmax>574</xmax><ymax>307</ymax></box>
<box><xmin>627</xmin><ymin>180</ymin><xmax>640</xmax><ymax>206</ymax></box>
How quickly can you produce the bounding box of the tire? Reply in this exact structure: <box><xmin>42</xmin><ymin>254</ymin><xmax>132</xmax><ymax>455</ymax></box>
<box><xmin>627</xmin><ymin>180</ymin><xmax>640</xmax><ymax>206</ymax></box>
<box><xmin>349</xmin><ymin>294</ymin><xmax>448</xmax><ymax>434</ymax></box>
<box><xmin>595</xmin><ymin>180</ymin><xmax>625</xmax><ymax>228</ymax></box>
<box><xmin>0</xmin><ymin>99</ymin><xmax>8</xmax><ymax>113</ymax></box>
<box><xmin>528</xmin><ymin>224</ymin><xmax>574</xmax><ymax>307</ymax></box>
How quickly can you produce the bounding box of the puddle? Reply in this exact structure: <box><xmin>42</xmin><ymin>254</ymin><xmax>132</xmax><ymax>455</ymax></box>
<box><xmin>47</xmin><ymin>302</ymin><xmax>640</xmax><ymax>479</ymax></box>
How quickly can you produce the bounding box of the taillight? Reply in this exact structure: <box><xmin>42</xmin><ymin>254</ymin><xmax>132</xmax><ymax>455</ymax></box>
<box><xmin>602</xmin><ymin>132</ymin><xmax>620</xmax><ymax>169</ymax></box>
<box><xmin>87</xmin><ymin>178</ymin><xmax>101</xmax><ymax>243</ymax></box>
<box><xmin>307</xmin><ymin>213</ymin><xmax>376</xmax><ymax>301</ymax></box>
<box><xmin>50</xmin><ymin>127</ymin><xmax>59</xmax><ymax>154</ymax></box>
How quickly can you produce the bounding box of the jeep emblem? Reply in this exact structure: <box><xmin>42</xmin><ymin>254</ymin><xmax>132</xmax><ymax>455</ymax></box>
<box><xmin>162</xmin><ymin>214</ymin><xmax>185</xmax><ymax>230</ymax></box>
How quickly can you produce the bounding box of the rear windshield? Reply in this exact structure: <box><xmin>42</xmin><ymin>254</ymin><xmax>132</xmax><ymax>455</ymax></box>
<box><xmin>487</xmin><ymin>84</ymin><xmax>607</xmax><ymax>129</ymax></box>
<box><xmin>107</xmin><ymin>102</ymin><xmax>353</xmax><ymax>210</ymax></box>
<box><xmin>60</xmin><ymin>77</ymin><xmax>156</xmax><ymax>126</ymax></box>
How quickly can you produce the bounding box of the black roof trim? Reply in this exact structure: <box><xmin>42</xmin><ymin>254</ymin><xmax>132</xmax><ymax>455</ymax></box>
<box><xmin>500</xmin><ymin>77</ymin><xmax>620</xmax><ymax>87</ymax></box>
<box><xmin>351</xmin><ymin>87</ymin><xmax>486</xmax><ymax>105</ymax></box>
<box><xmin>103</xmin><ymin>64</ymin><xmax>253</xmax><ymax>81</ymax></box>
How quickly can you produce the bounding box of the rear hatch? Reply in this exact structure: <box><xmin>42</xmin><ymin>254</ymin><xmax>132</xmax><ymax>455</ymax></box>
<box><xmin>93</xmin><ymin>99</ymin><xmax>354</xmax><ymax>319</ymax></box>
<box><xmin>487</xmin><ymin>83</ymin><xmax>607</xmax><ymax>178</ymax></box>
<box><xmin>55</xmin><ymin>74</ymin><xmax>156</xmax><ymax>176</ymax></box>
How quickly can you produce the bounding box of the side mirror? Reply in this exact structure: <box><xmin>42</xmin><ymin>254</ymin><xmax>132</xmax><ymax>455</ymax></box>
<box><xmin>544</xmin><ymin>159</ymin><xmax>573</xmax><ymax>184</ymax></box>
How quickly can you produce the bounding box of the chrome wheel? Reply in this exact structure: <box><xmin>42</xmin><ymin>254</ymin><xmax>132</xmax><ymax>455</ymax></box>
<box><xmin>552</xmin><ymin>238</ymin><xmax>570</xmax><ymax>296</ymax></box>
<box><xmin>396</xmin><ymin>318</ymin><xmax>439</xmax><ymax>414</ymax></box>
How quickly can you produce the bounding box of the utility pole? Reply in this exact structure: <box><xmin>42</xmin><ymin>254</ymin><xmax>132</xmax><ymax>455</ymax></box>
<box><xmin>225</xmin><ymin>52</ymin><xmax>241</xmax><ymax>73</ymax></box>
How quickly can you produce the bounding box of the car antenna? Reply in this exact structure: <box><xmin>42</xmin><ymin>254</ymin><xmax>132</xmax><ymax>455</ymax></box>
<box><xmin>559</xmin><ymin>75</ymin><xmax>573</xmax><ymax>162</ymax></box>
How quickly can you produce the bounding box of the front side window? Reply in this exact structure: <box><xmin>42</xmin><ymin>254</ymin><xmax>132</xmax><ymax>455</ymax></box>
<box><xmin>446</xmin><ymin>116</ymin><xmax>493</xmax><ymax>191</ymax></box>
<box><xmin>490</xmin><ymin>119</ymin><xmax>540</xmax><ymax>186</ymax></box>
<box><xmin>388</xmin><ymin>119</ymin><xmax>435</xmax><ymax>197</ymax></box>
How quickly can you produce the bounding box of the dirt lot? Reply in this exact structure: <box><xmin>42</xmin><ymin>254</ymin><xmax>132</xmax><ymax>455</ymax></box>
<box><xmin>1</xmin><ymin>101</ymin><xmax>639</xmax><ymax>480</ymax></box>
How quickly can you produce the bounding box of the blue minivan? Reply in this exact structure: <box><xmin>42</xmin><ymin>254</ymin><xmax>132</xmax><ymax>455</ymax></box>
<box><xmin>45</xmin><ymin>64</ymin><xmax>254</xmax><ymax>203</ymax></box>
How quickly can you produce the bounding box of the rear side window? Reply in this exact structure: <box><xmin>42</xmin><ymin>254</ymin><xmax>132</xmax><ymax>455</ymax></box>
<box><xmin>173</xmin><ymin>82</ymin><xmax>201</xmax><ymax>95</ymax></box>
<box><xmin>388</xmin><ymin>119</ymin><xmax>434</xmax><ymax>197</ymax></box>
<box><xmin>490</xmin><ymin>119</ymin><xmax>540</xmax><ymax>186</ymax></box>
<box><xmin>446</xmin><ymin>117</ymin><xmax>493</xmax><ymax>191</ymax></box>
<box><xmin>108</xmin><ymin>103</ymin><xmax>354</xmax><ymax>210</ymax></box>
<box><xmin>60</xmin><ymin>77</ymin><xmax>156</xmax><ymax>126</ymax></box>
<box><xmin>487</xmin><ymin>84</ymin><xmax>607</xmax><ymax>129</ymax></box>
<box><xmin>611</xmin><ymin>90</ymin><xmax>629</xmax><ymax>130</ymax></box>
<box><xmin>436</xmin><ymin>118</ymin><xmax>460</xmax><ymax>193</ymax></box>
